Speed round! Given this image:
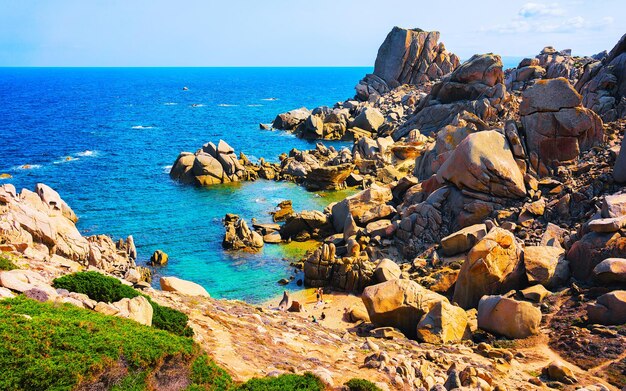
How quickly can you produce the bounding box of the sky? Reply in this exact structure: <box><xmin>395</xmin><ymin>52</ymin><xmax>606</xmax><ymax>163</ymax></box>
<box><xmin>0</xmin><ymin>0</ymin><xmax>623</xmax><ymax>66</ymax></box>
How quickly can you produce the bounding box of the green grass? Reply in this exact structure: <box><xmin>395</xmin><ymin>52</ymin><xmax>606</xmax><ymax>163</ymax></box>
<box><xmin>0</xmin><ymin>296</ymin><xmax>226</xmax><ymax>390</ymax></box>
<box><xmin>53</xmin><ymin>271</ymin><xmax>193</xmax><ymax>337</ymax></box>
<box><xmin>345</xmin><ymin>378</ymin><xmax>382</xmax><ymax>391</ymax></box>
<box><xmin>0</xmin><ymin>254</ymin><xmax>18</xmax><ymax>271</ymax></box>
<box><xmin>236</xmin><ymin>373</ymin><xmax>323</xmax><ymax>391</ymax></box>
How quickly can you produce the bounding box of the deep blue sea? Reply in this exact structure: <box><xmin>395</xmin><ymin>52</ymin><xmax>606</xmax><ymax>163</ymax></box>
<box><xmin>0</xmin><ymin>67</ymin><xmax>370</xmax><ymax>302</ymax></box>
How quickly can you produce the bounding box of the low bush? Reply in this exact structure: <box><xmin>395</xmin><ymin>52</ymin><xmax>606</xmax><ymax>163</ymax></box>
<box><xmin>236</xmin><ymin>372</ymin><xmax>324</xmax><ymax>391</ymax></box>
<box><xmin>345</xmin><ymin>378</ymin><xmax>383</xmax><ymax>391</ymax></box>
<box><xmin>0</xmin><ymin>254</ymin><xmax>18</xmax><ymax>271</ymax></box>
<box><xmin>53</xmin><ymin>271</ymin><xmax>193</xmax><ymax>337</ymax></box>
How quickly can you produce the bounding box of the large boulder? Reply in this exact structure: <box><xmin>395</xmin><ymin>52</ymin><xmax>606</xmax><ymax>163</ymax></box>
<box><xmin>453</xmin><ymin>228</ymin><xmax>525</xmax><ymax>309</ymax></box>
<box><xmin>304</xmin><ymin>163</ymin><xmax>353</xmax><ymax>191</ymax></box>
<box><xmin>440</xmin><ymin>224</ymin><xmax>487</xmax><ymax>256</ymax></box>
<box><xmin>437</xmin><ymin>131</ymin><xmax>526</xmax><ymax>198</ymax></box>
<box><xmin>355</xmin><ymin>27</ymin><xmax>460</xmax><ymax>100</ymax></box>
<box><xmin>351</xmin><ymin>108</ymin><xmax>385</xmax><ymax>132</ymax></box>
<box><xmin>272</xmin><ymin>107</ymin><xmax>311</xmax><ymax>130</ymax></box>
<box><xmin>566</xmin><ymin>231</ymin><xmax>626</xmax><ymax>281</ymax></box>
<box><xmin>330</xmin><ymin>184</ymin><xmax>394</xmax><ymax>232</ymax></box>
<box><xmin>160</xmin><ymin>276</ymin><xmax>210</xmax><ymax>297</ymax></box>
<box><xmin>170</xmin><ymin>140</ymin><xmax>250</xmax><ymax>186</ymax></box>
<box><xmin>593</xmin><ymin>258</ymin><xmax>626</xmax><ymax>284</ymax></box>
<box><xmin>416</xmin><ymin>300</ymin><xmax>470</xmax><ymax>344</ymax></box>
<box><xmin>478</xmin><ymin>295</ymin><xmax>542</xmax><ymax>339</ymax></box>
<box><xmin>362</xmin><ymin>279</ymin><xmax>467</xmax><ymax>340</ymax></box>
<box><xmin>222</xmin><ymin>214</ymin><xmax>264</xmax><ymax>252</ymax></box>
<box><xmin>586</xmin><ymin>290</ymin><xmax>626</xmax><ymax>325</ymax></box>
<box><xmin>112</xmin><ymin>296</ymin><xmax>153</xmax><ymax>326</ymax></box>
<box><xmin>576</xmin><ymin>33</ymin><xmax>626</xmax><ymax>122</ymax></box>
<box><xmin>520</xmin><ymin>78</ymin><xmax>604</xmax><ymax>165</ymax></box>
<box><xmin>524</xmin><ymin>246</ymin><xmax>569</xmax><ymax>288</ymax></box>
<box><xmin>373</xmin><ymin>258</ymin><xmax>401</xmax><ymax>283</ymax></box>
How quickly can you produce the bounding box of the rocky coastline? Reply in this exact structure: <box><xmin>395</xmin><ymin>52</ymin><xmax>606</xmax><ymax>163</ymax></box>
<box><xmin>2</xmin><ymin>26</ymin><xmax>626</xmax><ymax>390</ymax></box>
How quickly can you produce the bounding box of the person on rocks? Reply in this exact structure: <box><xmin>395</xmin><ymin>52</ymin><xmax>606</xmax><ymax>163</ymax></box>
<box><xmin>320</xmin><ymin>312</ymin><xmax>326</xmax><ymax>321</ymax></box>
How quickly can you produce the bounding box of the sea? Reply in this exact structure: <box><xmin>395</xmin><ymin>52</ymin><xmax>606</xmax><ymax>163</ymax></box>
<box><xmin>0</xmin><ymin>60</ymin><xmax>522</xmax><ymax>303</ymax></box>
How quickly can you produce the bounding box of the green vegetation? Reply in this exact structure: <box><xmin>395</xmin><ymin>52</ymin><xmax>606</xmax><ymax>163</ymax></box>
<box><xmin>0</xmin><ymin>254</ymin><xmax>18</xmax><ymax>271</ymax></box>
<box><xmin>237</xmin><ymin>373</ymin><xmax>323</xmax><ymax>391</ymax></box>
<box><xmin>0</xmin><ymin>296</ymin><xmax>231</xmax><ymax>391</ymax></box>
<box><xmin>345</xmin><ymin>378</ymin><xmax>383</xmax><ymax>391</ymax></box>
<box><xmin>53</xmin><ymin>271</ymin><xmax>193</xmax><ymax>337</ymax></box>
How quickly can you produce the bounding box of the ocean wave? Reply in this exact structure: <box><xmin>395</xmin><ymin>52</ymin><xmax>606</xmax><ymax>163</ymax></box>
<box><xmin>162</xmin><ymin>165</ymin><xmax>172</xmax><ymax>173</ymax></box>
<box><xmin>247</xmin><ymin>104</ymin><xmax>263</xmax><ymax>107</ymax></box>
<box><xmin>14</xmin><ymin>164</ymin><xmax>42</xmax><ymax>170</ymax></box>
<box><xmin>163</xmin><ymin>102</ymin><xmax>178</xmax><ymax>106</ymax></box>
<box><xmin>53</xmin><ymin>156</ymin><xmax>78</xmax><ymax>164</ymax></box>
<box><xmin>217</xmin><ymin>104</ymin><xmax>238</xmax><ymax>107</ymax></box>
<box><xmin>261</xmin><ymin>98</ymin><xmax>279</xmax><ymax>101</ymax></box>
<box><xmin>131</xmin><ymin>125</ymin><xmax>155</xmax><ymax>129</ymax></box>
<box><xmin>76</xmin><ymin>150</ymin><xmax>98</xmax><ymax>157</ymax></box>
<box><xmin>190</xmin><ymin>104</ymin><xmax>205</xmax><ymax>107</ymax></box>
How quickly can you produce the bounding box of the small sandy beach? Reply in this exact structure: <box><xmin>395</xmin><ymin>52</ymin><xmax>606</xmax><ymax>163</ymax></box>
<box><xmin>263</xmin><ymin>288</ymin><xmax>367</xmax><ymax>331</ymax></box>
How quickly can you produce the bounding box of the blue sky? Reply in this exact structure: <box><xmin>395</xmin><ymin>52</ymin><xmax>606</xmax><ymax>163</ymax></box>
<box><xmin>0</xmin><ymin>0</ymin><xmax>623</xmax><ymax>66</ymax></box>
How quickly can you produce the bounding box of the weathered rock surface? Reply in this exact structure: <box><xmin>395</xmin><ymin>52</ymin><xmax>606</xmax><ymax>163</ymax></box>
<box><xmin>355</xmin><ymin>27</ymin><xmax>459</xmax><ymax>101</ymax></box>
<box><xmin>160</xmin><ymin>276</ymin><xmax>210</xmax><ymax>297</ymax></box>
<box><xmin>437</xmin><ymin>130</ymin><xmax>526</xmax><ymax>198</ymax></box>
<box><xmin>440</xmin><ymin>224</ymin><xmax>487</xmax><ymax>256</ymax></box>
<box><xmin>362</xmin><ymin>279</ymin><xmax>468</xmax><ymax>341</ymax></box>
<box><xmin>453</xmin><ymin>228</ymin><xmax>525</xmax><ymax>309</ymax></box>
<box><xmin>520</xmin><ymin>78</ymin><xmax>604</xmax><ymax>165</ymax></box>
<box><xmin>586</xmin><ymin>290</ymin><xmax>626</xmax><ymax>325</ymax></box>
<box><xmin>576</xmin><ymin>33</ymin><xmax>626</xmax><ymax>122</ymax></box>
<box><xmin>477</xmin><ymin>295</ymin><xmax>542</xmax><ymax>339</ymax></box>
<box><xmin>524</xmin><ymin>245</ymin><xmax>569</xmax><ymax>288</ymax></box>
<box><xmin>170</xmin><ymin>140</ymin><xmax>252</xmax><ymax>186</ymax></box>
<box><xmin>331</xmin><ymin>184</ymin><xmax>394</xmax><ymax>232</ymax></box>
<box><xmin>592</xmin><ymin>258</ymin><xmax>626</xmax><ymax>284</ymax></box>
<box><xmin>222</xmin><ymin>214</ymin><xmax>264</xmax><ymax>252</ymax></box>
<box><xmin>396</xmin><ymin>53</ymin><xmax>507</xmax><ymax>138</ymax></box>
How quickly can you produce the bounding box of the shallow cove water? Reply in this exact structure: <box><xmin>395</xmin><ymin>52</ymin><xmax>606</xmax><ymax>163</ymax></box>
<box><xmin>0</xmin><ymin>67</ymin><xmax>369</xmax><ymax>302</ymax></box>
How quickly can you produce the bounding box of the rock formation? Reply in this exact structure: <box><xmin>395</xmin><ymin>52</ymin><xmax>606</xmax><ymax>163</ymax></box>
<box><xmin>520</xmin><ymin>77</ymin><xmax>604</xmax><ymax>166</ymax></box>
<box><xmin>396</xmin><ymin>53</ymin><xmax>508</xmax><ymax>138</ymax></box>
<box><xmin>170</xmin><ymin>140</ymin><xmax>254</xmax><ymax>186</ymax></box>
<box><xmin>222</xmin><ymin>214</ymin><xmax>264</xmax><ymax>252</ymax></box>
<box><xmin>576</xmin><ymin>33</ymin><xmax>626</xmax><ymax>122</ymax></box>
<box><xmin>355</xmin><ymin>27</ymin><xmax>460</xmax><ymax>101</ymax></box>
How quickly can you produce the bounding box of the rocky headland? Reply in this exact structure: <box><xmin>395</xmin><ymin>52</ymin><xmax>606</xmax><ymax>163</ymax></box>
<box><xmin>3</xmin><ymin>26</ymin><xmax>626</xmax><ymax>391</ymax></box>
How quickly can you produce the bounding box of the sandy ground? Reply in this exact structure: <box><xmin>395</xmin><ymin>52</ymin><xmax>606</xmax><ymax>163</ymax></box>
<box><xmin>263</xmin><ymin>288</ymin><xmax>366</xmax><ymax>331</ymax></box>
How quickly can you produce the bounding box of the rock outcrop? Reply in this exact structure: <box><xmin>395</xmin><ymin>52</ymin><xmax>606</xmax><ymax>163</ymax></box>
<box><xmin>0</xmin><ymin>184</ymin><xmax>138</xmax><ymax>278</ymax></box>
<box><xmin>576</xmin><ymin>33</ymin><xmax>626</xmax><ymax>122</ymax></box>
<box><xmin>520</xmin><ymin>77</ymin><xmax>604</xmax><ymax>166</ymax></box>
<box><xmin>355</xmin><ymin>27</ymin><xmax>460</xmax><ymax>101</ymax></box>
<box><xmin>396</xmin><ymin>53</ymin><xmax>508</xmax><ymax>138</ymax></box>
<box><xmin>586</xmin><ymin>290</ymin><xmax>626</xmax><ymax>325</ymax></box>
<box><xmin>170</xmin><ymin>140</ymin><xmax>254</xmax><ymax>186</ymax></box>
<box><xmin>222</xmin><ymin>214</ymin><xmax>264</xmax><ymax>252</ymax></box>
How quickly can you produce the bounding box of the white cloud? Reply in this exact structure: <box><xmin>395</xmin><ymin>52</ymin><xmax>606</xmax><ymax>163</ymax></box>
<box><xmin>480</xmin><ymin>2</ymin><xmax>614</xmax><ymax>35</ymax></box>
<box><xmin>519</xmin><ymin>3</ymin><xmax>565</xmax><ymax>18</ymax></box>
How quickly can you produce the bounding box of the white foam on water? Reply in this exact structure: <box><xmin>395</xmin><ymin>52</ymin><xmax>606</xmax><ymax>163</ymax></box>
<box><xmin>53</xmin><ymin>156</ymin><xmax>79</xmax><ymax>164</ymax></box>
<box><xmin>164</xmin><ymin>102</ymin><xmax>178</xmax><ymax>105</ymax></box>
<box><xmin>247</xmin><ymin>104</ymin><xmax>263</xmax><ymax>107</ymax></box>
<box><xmin>14</xmin><ymin>164</ymin><xmax>42</xmax><ymax>170</ymax></box>
<box><xmin>76</xmin><ymin>150</ymin><xmax>98</xmax><ymax>157</ymax></box>
<box><xmin>131</xmin><ymin>125</ymin><xmax>155</xmax><ymax>129</ymax></box>
<box><xmin>162</xmin><ymin>165</ymin><xmax>173</xmax><ymax>173</ymax></box>
<box><xmin>261</xmin><ymin>98</ymin><xmax>279</xmax><ymax>101</ymax></box>
<box><xmin>218</xmin><ymin>104</ymin><xmax>238</xmax><ymax>107</ymax></box>
<box><xmin>190</xmin><ymin>104</ymin><xmax>205</xmax><ymax>107</ymax></box>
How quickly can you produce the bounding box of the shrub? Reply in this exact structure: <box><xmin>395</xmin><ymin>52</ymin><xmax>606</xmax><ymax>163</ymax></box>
<box><xmin>345</xmin><ymin>378</ymin><xmax>383</xmax><ymax>391</ymax></box>
<box><xmin>53</xmin><ymin>271</ymin><xmax>138</xmax><ymax>302</ymax></box>
<box><xmin>0</xmin><ymin>296</ymin><xmax>197</xmax><ymax>390</ymax></box>
<box><xmin>0</xmin><ymin>254</ymin><xmax>18</xmax><ymax>271</ymax></box>
<box><xmin>236</xmin><ymin>372</ymin><xmax>324</xmax><ymax>391</ymax></box>
<box><xmin>189</xmin><ymin>353</ymin><xmax>233</xmax><ymax>390</ymax></box>
<box><xmin>53</xmin><ymin>271</ymin><xmax>193</xmax><ymax>337</ymax></box>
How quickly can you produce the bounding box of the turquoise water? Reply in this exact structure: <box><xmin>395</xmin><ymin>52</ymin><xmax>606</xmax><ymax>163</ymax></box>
<box><xmin>0</xmin><ymin>67</ymin><xmax>369</xmax><ymax>302</ymax></box>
